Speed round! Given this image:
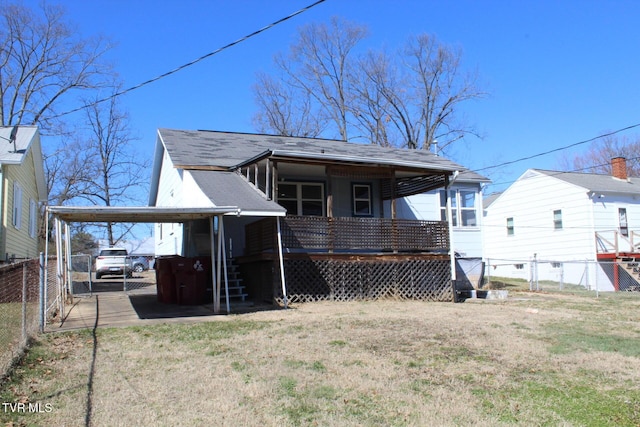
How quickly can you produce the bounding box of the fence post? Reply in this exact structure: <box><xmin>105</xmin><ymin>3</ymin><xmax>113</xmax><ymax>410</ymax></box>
<box><xmin>486</xmin><ymin>258</ymin><xmax>491</xmax><ymax>288</ymax></box>
<box><xmin>39</xmin><ymin>253</ymin><xmax>45</xmax><ymax>333</ymax></box>
<box><xmin>22</xmin><ymin>263</ymin><xmax>27</xmax><ymax>345</ymax></box>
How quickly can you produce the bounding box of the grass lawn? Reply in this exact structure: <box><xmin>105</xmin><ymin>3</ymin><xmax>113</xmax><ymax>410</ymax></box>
<box><xmin>1</xmin><ymin>291</ymin><xmax>640</xmax><ymax>426</ymax></box>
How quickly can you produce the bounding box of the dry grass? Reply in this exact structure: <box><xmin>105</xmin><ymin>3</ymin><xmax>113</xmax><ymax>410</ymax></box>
<box><xmin>2</xmin><ymin>291</ymin><xmax>640</xmax><ymax>426</ymax></box>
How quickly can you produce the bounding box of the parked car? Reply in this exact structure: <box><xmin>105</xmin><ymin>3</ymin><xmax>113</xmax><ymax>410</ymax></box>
<box><xmin>95</xmin><ymin>248</ymin><xmax>132</xmax><ymax>279</ymax></box>
<box><xmin>131</xmin><ymin>256</ymin><xmax>150</xmax><ymax>273</ymax></box>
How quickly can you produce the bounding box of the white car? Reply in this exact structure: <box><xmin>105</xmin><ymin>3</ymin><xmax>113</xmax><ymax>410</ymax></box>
<box><xmin>95</xmin><ymin>248</ymin><xmax>132</xmax><ymax>279</ymax></box>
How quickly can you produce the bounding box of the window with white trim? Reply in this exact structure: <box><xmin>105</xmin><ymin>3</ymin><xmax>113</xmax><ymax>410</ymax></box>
<box><xmin>506</xmin><ymin>217</ymin><xmax>514</xmax><ymax>236</ymax></box>
<box><xmin>29</xmin><ymin>199</ymin><xmax>37</xmax><ymax>238</ymax></box>
<box><xmin>352</xmin><ymin>183</ymin><xmax>372</xmax><ymax>216</ymax></box>
<box><xmin>619</xmin><ymin>208</ymin><xmax>629</xmax><ymax>237</ymax></box>
<box><xmin>12</xmin><ymin>182</ymin><xmax>22</xmax><ymax>229</ymax></box>
<box><xmin>553</xmin><ymin>209</ymin><xmax>563</xmax><ymax>230</ymax></box>
<box><xmin>439</xmin><ymin>189</ymin><xmax>477</xmax><ymax>227</ymax></box>
<box><xmin>277</xmin><ymin>182</ymin><xmax>325</xmax><ymax>216</ymax></box>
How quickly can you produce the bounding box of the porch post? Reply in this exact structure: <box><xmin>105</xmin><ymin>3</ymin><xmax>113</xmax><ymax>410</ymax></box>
<box><xmin>326</xmin><ymin>166</ymin><xmax>333</xmax><ymax>218</ymax></box>
<box><xmin>276</xmin><ymin>216</ymin><xmax>288</xmax><ymax>308</ymax></box>
<box><xmin>266</xmin><ymin>160</ymin><xmax>271</xmax><ymax>200</ymax></box>
<box><xmin>445</xmin><ymin>172</ymin><xmax>460</xmax><ymax>301</ymax></box>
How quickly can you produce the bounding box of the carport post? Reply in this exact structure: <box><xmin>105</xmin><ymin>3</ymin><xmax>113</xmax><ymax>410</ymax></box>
<box><xmin>54</xmin><ymin>217</ymin><xmax>65</xmax><ymax>320</ymax></box>
<box><xmin>65</xmin><ymin>222</ymin><xmax>72</xmax><ymax>298</ymax></box>
<box><xmin>210</xmin><ymin>216</ymin><xmax>217</xmax><ymax>313</ymax></box>
<box><xmin>219</xmin><ymin>218</ymin><xmax>230</xmax><ymax>314</ymax></box>
<box><xmin>216</xmin><ymin>216</ymin><xmax>223</xmax><ymax>314</ymax></box>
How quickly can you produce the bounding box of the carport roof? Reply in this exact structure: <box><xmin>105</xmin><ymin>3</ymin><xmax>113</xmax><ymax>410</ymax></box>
<box><xmin>48</xmin><ymin>206</ymin><xmax>241</xmax><ymax>223</ymax></box>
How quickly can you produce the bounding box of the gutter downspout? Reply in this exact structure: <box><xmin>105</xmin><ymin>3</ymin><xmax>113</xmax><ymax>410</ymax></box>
<box><xmin>446</xmin><ymin>171</ymin><xmax>460</xmax><ymax>300</ymax></box>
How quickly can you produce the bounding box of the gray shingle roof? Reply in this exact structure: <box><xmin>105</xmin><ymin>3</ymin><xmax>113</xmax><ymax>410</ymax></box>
<box><xmin>535</xmin><ymin>169</ymin><xmax>640</xmax><ymax>195</ymax></box>
<box><xmin>157</xmin><ymin>128</ymin><xmax>490</xmax><ymax>181</ymax></box>
<box><xmin>189</xmin><ymin>171</ymin><xmax>285</xmax><ymax>216</ymax></box>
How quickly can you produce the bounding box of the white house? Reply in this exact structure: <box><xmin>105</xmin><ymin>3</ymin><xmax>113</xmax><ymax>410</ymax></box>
<box><xmin>148</xmin><ymin>128</ymin><xmax>487</xmax><ymax>303</ymax></box>
<box><xmin>397</xmin><ymin>170</ymin><xmax>490</xmax><ymax>258</ymax></box>
<box><xmin>483</xmin><ymin>157</ymin><xmax>640</xmax><ymax>291</ymax></box>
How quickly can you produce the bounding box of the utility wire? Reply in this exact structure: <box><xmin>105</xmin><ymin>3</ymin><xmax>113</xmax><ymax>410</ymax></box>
<box><xmin>475</xmin><ymin>123</ymin><xmax>640</xmax><ymax>173</ymax></box>
<box><xmin>487</xmin><ymin>155</ymin><xmax>640</xmax><ymax>188</ymax></box>
<box><xmin>50</xmin><ymin>0</ymin><xmax>326</xmax><ymax>119</ymax></box>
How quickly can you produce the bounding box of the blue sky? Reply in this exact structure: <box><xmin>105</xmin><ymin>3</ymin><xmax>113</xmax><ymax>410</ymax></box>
<box><xmin>37</xmin><ymin>0</ymin><xmax>640</xmax><ymax>193</ymax></box>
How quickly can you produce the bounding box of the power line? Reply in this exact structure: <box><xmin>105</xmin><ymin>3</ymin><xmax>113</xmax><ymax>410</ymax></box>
<box><xmin>50</xmin><ymin>0</ymin><xmax>326</xmax><ymax>119</ymax></box>
<box><xmin>487</xmin><ymin>155</ymin><xmax>640</xmax><ymax>188</ymax></box>
<box><xmin>475</xmin><ymin>123</ymin><xmax>640</xmax><ymax>173</ymax></box>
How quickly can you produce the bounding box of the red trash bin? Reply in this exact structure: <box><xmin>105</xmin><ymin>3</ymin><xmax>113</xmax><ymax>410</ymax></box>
<box><xmin>155</xmin><ymin>256</ymin><xmax>178</xmax><ymax>304</ymax></box>
<box><xmin>173</xmin><ymin>257</ymin><xmax>210</xmax><ymax>305</ymax></box>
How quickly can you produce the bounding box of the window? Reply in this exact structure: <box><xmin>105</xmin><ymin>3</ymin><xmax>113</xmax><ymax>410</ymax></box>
<box><xmin>352</xmin><ymin>184</ymin><xmax>372</xmax><ymax>216</ymax></box>
<box><xmin>506</xmin><ymin>217</ymin><xmax>514</xmax><ymax>236</ymax></box>
<box><xmin>619</xmin><ymin>208</ymin><xmax>628</xmax><ymax>237</ymax></box>
<box><xmin>277</xmin><ymin>182</ymin><xmax>324</xmax><ymax>216</ymax></box>
<box><xmin>29</xmin><ymin>199</ymin><xmax>37</xmax><ymax>238</ymax></box>
<box><xmin>459</xmin><ymin>190</ymin><xmax>477</xmax><ymax>226</ymax></box>
<box><xmin>12</xmin><ymin>182</ymin><xmax>22</xmax><ymax>229</ymax></box>
<box><xmin>553</xmin><ymin>209</ymin><xmax>563</xmax><ymax>230</ymax></box>
<box><xmin>439</xmin><ymin>189</ymin><xmax>477</xmax><ymax>227</ymax></box>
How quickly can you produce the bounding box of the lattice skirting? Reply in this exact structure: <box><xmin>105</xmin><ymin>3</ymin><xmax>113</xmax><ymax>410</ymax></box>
<box><xmin>274</xmin><ymin>257</ymin><xmax>453</xmax><ymax>304</ymax></box>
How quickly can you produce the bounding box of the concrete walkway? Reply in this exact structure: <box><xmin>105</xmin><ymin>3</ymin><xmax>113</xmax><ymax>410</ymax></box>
<box><xmin>47</xmin><ymin>287</ymin><xmax>228</xmax><ymax>332</ymax></box>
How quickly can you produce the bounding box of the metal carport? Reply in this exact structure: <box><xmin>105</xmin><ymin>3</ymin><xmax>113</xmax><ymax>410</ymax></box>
<box><xmin>46</xmin><ymin>206</ymin><xmax>288</xmax><ymax>319</ymax></box>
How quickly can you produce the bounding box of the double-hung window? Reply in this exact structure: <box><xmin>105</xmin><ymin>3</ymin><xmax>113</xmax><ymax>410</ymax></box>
<box><xmin>13</xmin><ymin>182</ymin><xmax>22</xmax><ymax>229</ymax></box>
<box><xmin>29</xmin><ymin>199</ymin><xmax>37</xmax><ymax>238</ymax></box>
<box><xmin>277</xmin><ymin>182</ymin><xmax>325</xmax><ymax>216</ymax></box>
<box><xmin>352</xmin><ymin>184</ymin><xmax>372</xmax><ymax>216</ymax></box>
<box><xmin>553</xmin><ymin>209</ymin><xmax>563</xmax><ymax>230</ymax></box>
<box><xmin>439</xmin><ymin>189</ymin><xmax>477</xmax><ymax>227</ymax></box>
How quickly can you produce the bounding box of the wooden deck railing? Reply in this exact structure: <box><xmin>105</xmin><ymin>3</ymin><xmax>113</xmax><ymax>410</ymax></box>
<box><xmin>245</xmin><ymin>216</ymin><xmax>449</xmax><ymax>255</ymax></box>
<box><xmin>595</xmin><ymin>230</ymin><xmax>640</xmax><ymax>256</ymax></box>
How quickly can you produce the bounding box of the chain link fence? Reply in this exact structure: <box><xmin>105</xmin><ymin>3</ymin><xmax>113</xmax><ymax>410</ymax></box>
<box><xmin>0</xmin><ymin>255</ymin><xmax>58</xmax><ymax>379</ymax></box>
<box><xmin>484</xmin><ymin>257</ymin><xmax>640</xmax><ymax>296</ymax></box>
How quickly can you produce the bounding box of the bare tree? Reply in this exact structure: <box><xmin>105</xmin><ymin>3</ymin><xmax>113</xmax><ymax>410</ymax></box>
<box><xmin>0</xmin><ymin>2</ymin><xmax>112</xmax><ymax>130</ymax></box>
<box><xmin>253</xmin><ymin>18</ymin><xmax>486</xmax><ymax>152</ymax></box>
<box><xmin>558</xmin><ymin>134</ymin><xmax>640</xmax><ymax>176</ymax></box>
<box><xmin>395</xmin><ymin>34</ymin><xmax>485</xmax><ymax>151</ymax></box>
<box><xmin>252</xmin><ymin>71</ymin><xmax>325</xmax><ymax>137</ymax></box>
<box><xmin>77</xmin><ymin>92</ymin><xmax>148</xmax><ymax>245</ymax></box>
<box><xmin>254</xmin><ymin>16</ymin><xmax>368</xmax><ymax>141</ymax></box>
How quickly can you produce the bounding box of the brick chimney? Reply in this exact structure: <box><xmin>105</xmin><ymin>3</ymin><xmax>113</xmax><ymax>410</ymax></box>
<box><xmin>611</xmin><ymin>157</ymin><xmax>628</xmax><ymax>180</ymax></box>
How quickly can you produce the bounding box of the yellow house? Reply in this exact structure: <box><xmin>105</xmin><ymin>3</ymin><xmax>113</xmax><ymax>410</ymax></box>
<box><xmin>0</xmin><ymin>126</ymin><xmax>47</xmax><ymax>262</ymax></box>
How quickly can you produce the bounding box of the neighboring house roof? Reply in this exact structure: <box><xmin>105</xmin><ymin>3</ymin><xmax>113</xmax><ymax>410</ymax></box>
<box><xmin>534</xmin><ymin>169</ymin><xmax>640</xmax><ymax>195</ymax></box>
<box><xmin>483</xmin><ymin>192</ymin><xmax>502</xmax><ymax>209</ymax></box>
<box><xmin>0</xmin><ymin>126</ymin><xmax>47</xmax><ymax>201</ymax></box>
